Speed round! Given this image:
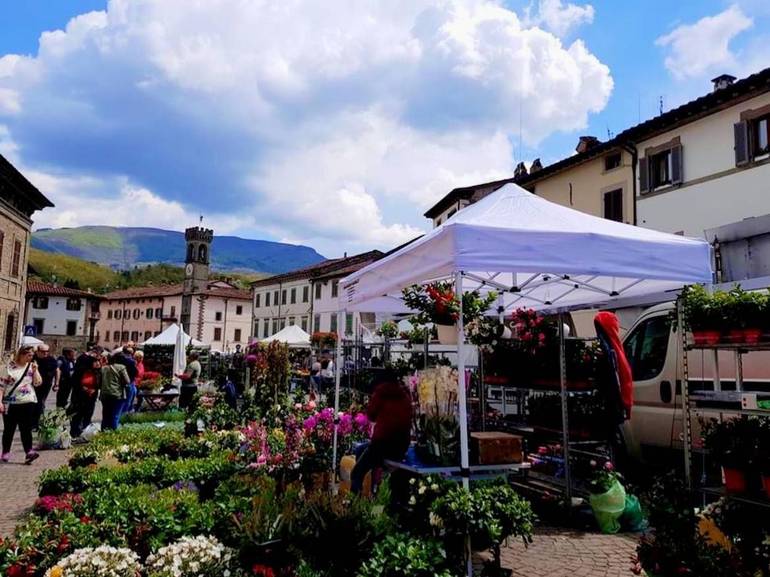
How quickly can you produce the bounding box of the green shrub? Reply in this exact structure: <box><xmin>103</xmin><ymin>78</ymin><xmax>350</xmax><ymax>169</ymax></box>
<box><xmin>120</xmin><ymin>410</ymin><xmax>186</xmax><ymax>425</ymax></box>
<box><xmin>357</xmin><ymin>534</ymin><xmax>452</xmax><ymax>577</ymax></box>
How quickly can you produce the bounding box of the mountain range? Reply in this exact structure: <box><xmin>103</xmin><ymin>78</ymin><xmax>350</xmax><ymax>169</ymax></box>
<box><xmin>31</xmin><ymin>226</ymin><xmax>325</xmax><ymax>274</ymax></box>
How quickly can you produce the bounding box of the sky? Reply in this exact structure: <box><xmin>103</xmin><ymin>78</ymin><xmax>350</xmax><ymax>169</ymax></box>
<box><xmin>1</xmin><ymin>0</ymin><xmax>769</xmax><ymax>257</ymax></box>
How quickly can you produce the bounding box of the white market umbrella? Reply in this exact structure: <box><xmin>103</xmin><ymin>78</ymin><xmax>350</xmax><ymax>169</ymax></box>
<box><xmin>333</xmin><ymin>183</ymin><xmax>713</xmax><ymax>507</ymax></box>
<box><xmin>261</xmin><ymin>324</ymin><xmax>311</xmax><ymax>347</ymax></box>
<box><xmin>21</xmin><ymin>335</ymin><xmax>44</xmax><ymax>346</ymax></box>
<box><xmin>141</xmin><ymin>324</ymin><xmax>203</xmax><ymax>347</ymax></box>
<box><xmin>171</xmin><ymin>323</ymin><xmax>187</xmax><ymax>388</ymax></box>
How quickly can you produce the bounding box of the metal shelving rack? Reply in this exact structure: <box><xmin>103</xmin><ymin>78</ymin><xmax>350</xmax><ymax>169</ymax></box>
<box><xmin>680</xmin><ymin>301</ymin><xmax>770</xmax><ymax>507</ymax></box>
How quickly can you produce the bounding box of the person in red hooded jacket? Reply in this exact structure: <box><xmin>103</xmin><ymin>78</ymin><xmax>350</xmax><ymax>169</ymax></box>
<box><xmin>594</xmin><ymin>311</ymin><xmax>634</xmax><ymax>468</ymax></box>
<box><xmin>351</xmin><ymin>370</ymin><xmax>412</xmax><ymax>494</ymax></box>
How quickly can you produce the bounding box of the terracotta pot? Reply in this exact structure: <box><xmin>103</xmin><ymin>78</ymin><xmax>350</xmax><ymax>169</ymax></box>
<box><xmin>727</xmin><ymin>329</ymin><xmax>746</xmax><ymax>344</ymax></box>
<box><xmin>722</xmin><ymin>467</ymin><xmax>747</xmax><ymax>493</ymax></box>
<box><xmin>692</xmin><ymin>330</ymin><xmax>720</xmax><ymax>346</ymax></box>
<box><xmin>762</xmin><ymin>474</ymin><xmax>770</xmax><ymax>499</ymax></box>
<box><xmin>743</xmin><ymin>328</ymin><xmax>763</xmax><ymax>344</ymax></box>
<box><xmin>436</xmin><ymin>323</ymin><xmax>458</xmax><ymax>345</ymax></box>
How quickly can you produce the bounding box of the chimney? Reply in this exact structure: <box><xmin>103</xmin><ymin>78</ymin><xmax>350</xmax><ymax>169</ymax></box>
<box><xmin>514</xmin><ymin>161</ymin><xmax>528</xmax><ymax>179</ymax></box>
<box><xmin>530</xmin><ymin>158</ymin><xmax>543</xmax><ymax>173</ymax></box>
<box><xmin>575</xmin><ymin>136</ymin><xmax>600</xmax><ymax>154</ymax></box>
<box><xmin>711</xmin><ymin>74</ymin><xmax>736</xmax><ymax>92</ymax></box>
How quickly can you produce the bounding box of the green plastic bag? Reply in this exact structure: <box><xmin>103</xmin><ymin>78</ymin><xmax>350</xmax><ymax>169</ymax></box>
<box><xmin>589</xmin><ymin>479</ymin><xmax>626</xmax><ymax>534</ymax></box>
<box><xmin>621</xmin><ymin>494</ymin><xmax>647</xmax><ymax>532</ymax></box>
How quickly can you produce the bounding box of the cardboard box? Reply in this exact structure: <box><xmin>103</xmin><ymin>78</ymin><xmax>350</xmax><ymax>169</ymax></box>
<box><xmin>471</xmin><ymin>432</ymin><xmax>523</xmax><ymax>465</ymax></box>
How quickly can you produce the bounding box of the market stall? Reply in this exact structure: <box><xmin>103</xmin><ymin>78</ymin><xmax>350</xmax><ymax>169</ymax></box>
<box><xmin>334</xmin><ymin>183</ymin><xmax>712</xmax><ymax>511</ymax></box>
<box><xmin>261</xmin><ymin>325</ymin><xmax>312</xmax><ymax>347</ymax></box>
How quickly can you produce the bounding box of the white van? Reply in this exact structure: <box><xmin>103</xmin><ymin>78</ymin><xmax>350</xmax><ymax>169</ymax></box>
<box><xmin>621</xmin><ymin>301</ymin><xmax>770</xmax><ymax>461</ymax></box>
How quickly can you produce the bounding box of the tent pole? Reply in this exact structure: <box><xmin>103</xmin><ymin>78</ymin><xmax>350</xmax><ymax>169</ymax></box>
<box><xmin>455</xmin><ymin>271</ymin><xmax>472</xmax><ymax>577</ymax></box>
<box><xmin>558</xmin><ymin>312</ymin><xmax>573</xmax><ymax>509</ymax></box>
<box><xmin>331</xmin><ymin>310</ymin><xmax>343</xmax><ymax>481</ymax></box>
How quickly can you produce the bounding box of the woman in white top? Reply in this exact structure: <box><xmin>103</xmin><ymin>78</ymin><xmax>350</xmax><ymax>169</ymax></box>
<box><xmin>0</xmin><ymin>345</ymin><xmax>42</xmax><ymax>464</ymax></box>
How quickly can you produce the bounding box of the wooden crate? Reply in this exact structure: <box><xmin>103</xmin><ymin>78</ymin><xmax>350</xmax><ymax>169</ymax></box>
<box><xmin>470</xmin><ymin>432</ymin><xmax>523</xmax><ymax>465</ymax></box>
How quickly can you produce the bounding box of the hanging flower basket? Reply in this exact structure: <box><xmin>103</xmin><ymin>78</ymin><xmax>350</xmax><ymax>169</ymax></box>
<box><xmin>436</xmin><ymin>323</ymin><xmax>458</xmax><ymax>345</ymax></box>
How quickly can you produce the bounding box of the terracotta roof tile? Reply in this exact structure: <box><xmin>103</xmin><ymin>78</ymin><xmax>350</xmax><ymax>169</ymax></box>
<box><xmin>26</xmin><ymin>280</ymin><xmax>101</xmax><ymax>299</ymax></box>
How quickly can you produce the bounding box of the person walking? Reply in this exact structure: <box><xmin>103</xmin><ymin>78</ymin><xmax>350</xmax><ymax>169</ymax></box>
<box><xmin>33</xmin><ymin>344</ymin><xmax>59</xmax><ymax>429</ymax></box>
<box><xmin>112</xmin><ymin>347</ymin><xmax>137</xmax><ymax>417</ymax></box>
<box><xmin>56</xmin><ymin>348</ymin><xmax>76</xmax><ymax>409</ymax></box>
<box><xmin>69</xmin><ymin>346</ymin><xmax>102</xmax><ymax>438</ymax></box>
<box><xmin>176</xmin><ymin>351</ymin><xmax>201</xmax><ymax>409</ymax></box>
<box><xmin>132</xmin><ymin>350</ymin><xmax>145</xmax><ymax>411</ymax></box>
<box><xmin>0</xmin><ymin>345</ymin><xmax>42</xmax><ymax>464</ymax></box>
<box><xmin>351</xmin><ymin>370</ymin><xmax>412</xmax><ymax>494</ymax></box>
<box><xmin>100</xmin><ymin>354</ymin><xmax>130</xmax><ymax>431</ymax></box>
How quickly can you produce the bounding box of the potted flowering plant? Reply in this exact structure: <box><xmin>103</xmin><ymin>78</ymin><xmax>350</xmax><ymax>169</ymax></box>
<box><xmin>724</xmin><ymin>286</ymin><xmax>765</xmax><ymax>343</ymax></box>
<box><xmin>376</xmin><ymin>321</ymin><xmax>399</xmax><ymax>340</ymax></box>
<box><xmin>145</xmin><ymin>535</ymin><xmax>237</xmax><ymax>577</ymax></box>
<box><xmin>681</xmin><ymin>284</ymin><xmax>726</xmax><ymax>345</ymax></box>
<box><xmin>44</xmin><ymin>546</ymin><xmax>141</xmax><ymax>577</ymax></box>
<box><xmin>587</xmin><ymin>460</ymin><xmax>626</xmax><ymax>534</ymax></box>
<box><xmin>701</xmin><ymin>416</ymin><xmax>763</xmax><ymax>494</ymax></box>
<box><xmin>310</xmin><ymin>331</ymin><xmax>338</xmax><ymax>349</ymax></box>
<box><xmin>402</xmin><ymin>282</ymin><xmax>497</xmax><ymax>345</ymax></box>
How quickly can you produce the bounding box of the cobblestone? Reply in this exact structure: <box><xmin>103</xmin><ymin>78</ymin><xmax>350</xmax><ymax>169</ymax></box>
<box><xmin>498</xmin><ymin>526</ymin><xmax>639</xmax><ymax>577</ymax></box>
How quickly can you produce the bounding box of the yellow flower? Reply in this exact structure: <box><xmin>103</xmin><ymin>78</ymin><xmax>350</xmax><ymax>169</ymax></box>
<box><xmin>49</xmin><ymin>567</ymin><xmax>63</xmax><ymax>577</ymax></box>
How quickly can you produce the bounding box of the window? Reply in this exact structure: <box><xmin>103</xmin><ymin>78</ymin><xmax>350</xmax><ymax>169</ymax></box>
<box><xmin>144</xmin><ymin>331</ymin><xmax>152</xmax><ymax>341</ymax></box>
<box><xmin>330</xmin><ymin>314</ymin><xmax>337</xmax><ymax>334</ymax></box>
<box><xmin>447</xmin><ymin>208</ymin><xmax>457</xmax><ymax>219</ymax></box>
<box><xmin>345</xmin><ymin>313</ymin><xmax>353</xmax><ymax>335</ymax></box>
<box><xmin>263</xmin><ymin>321</ymin><xmax>269</xmax><ymax>338</ymax></box>
<box><xmin>290</xmin><ymin>288</ymin><xmax>296</xmax><ymax>304</ymax></box>
<box><xmin>66</xmin><ymin>298</ymin><xmax>82</xmax><ymax>311</ymax></box>
<box><xmin>32</xmin><ymin>297</ymin><xmax>49</xmax><ymax>309</ymax></box>
<box><xmin>736</xmin><ymin>113</ymin><xmax>770</xmax><ymax>166</ymax></box>
<box><xmin>146</xmin><ymin>308</ymin><xmax>153</xmax><ymax>319</ymax></box>
<box><xmin>154</xmin><ymin>331</ymin><xmax>160</xmax><ymax>337</ymax></box>
<box><xmin>281</xmin><ymin>290</ymin><xmax>287</xmax><ymax>305</ymax></box>
<box><xmin>234</xmin><ymin>328</ymin><xmax>242</xmax><ymax>341</ymax></box>
<box><xmin>288</xmin><ymin>316</ymin><xmax>295</xmax><ymax>326</ymax></box>
<box><xmin>315</xmin><ymin>283</ymin><xmax>322</xmax><ymax>300</ymax></box>
<box><xmin>623</xmin><ymin>315</ymin><xmax>671</xmax><ymax>382</ymax></box>
<box><xmin>754</xmin><ymin>116</ymin><xmax>770</xmax><ymax>156</ymax></box>
<box><xmin>604</xmin><ymin>152</ymin><xmax>622</xmax><ymax>171</ymax></box>
<box><xmin>66</xmin><ymin>321</ymin><xmax>78</xmax><ymax>336</ymax></box>
<box><xmin>115</xmin><ymin>309</ymin><xmax>122</xmax><ymax>320</ymax></box>
<box><xmin>107</xmin><ymin>310</ymin><xmax>113</xmax><ymax>320</ymax></box>
<box><xmin>639</xmin><ymin>143</ymin><xmax>683</xmax><ymax>193</ymax></box>
<box><xmin>301</xmin><ymin>316</ymin><xmax>309</xmax><ymax>332</ymax></box>
<box><xmin>436</xmin><ymin>218</ymin><xmax>442</xmax><ymax>226</ymax></box>
<box><xmin>215</xmin><ymin>311</ymin><xmax>223</xmax><ymax>321</ymax></box>
<box><xmin>155</xmin><ymin>307</ymin><xmax>162</xmax><ymax>318</ymax></box>
<box><xmin>236</xmin><ymin>305</ymin><xmax>243</xmax><ymax>315</ymax></box>
<box><xmin>130</xmin><ymin>331</ymin><xmax>139</xmax><ymax>342</ymax></box>
<box><xmin>313</xmin><ymin>314</ymin><xmax>320</xmax><ymax>333</ymax></box>
<box><xmin>279</xmin><ymin>318</ymin><xmax>287</xmax><ymax>330</ymax></box>
<box><xmin>105</xmin><ymin>331</ymin><xmax>110</xmax><ymax>342</ymax></box>
<box><xmin>214</xmin><ymin>327</ymin><xmax>222</xmax><ymax>341</ymax></box>
<box><xmin>303</xmin><ymin>286</ymin><xmax>309</xmax><ymax>303</ymax></box>
<box><xmin>122</xmin><ymin>331</ymin><xmax>129</xmax><ymax>342</ymax></box>
<box><xmin>603</xmin><ymin>189</ymin><xmax>623</xmax><ymax>222</ymax></box>
<box><xmin>274</xmin><ymin>291</ymin><xmax>279</xmax><ymax>305</ymax></box>
<box><xmin>33</xmin><ymin>318</ymin><xmax>45</xmax><ymax>335</ymax></box>
<box><xmin>331</xmin><ymin>280</ymin><xmax>339</xmax><ymax>299</ymax></box>
<box><xmin>272</xmin><ymin>318</ymin><xmax>279</xmax><ymax>335</ymax></box>
<box><xmin>0</xmin><ymin>231</ymin><xmax>4</xmax><ymax>272</ymax></box>
<box><xmin>11</xmin><ymin>240</ymin><xmax>22</xmax><ymax>277</ymax></box>
<box><xmin>266</xmin><ymin>292</ymin><xmax>271</xmax><ymax>307</ymax></box>
<box><xmin>170</xmin><ymin>305</ymin><xmax>176</xmax><ymax>317</ymax></box>
<box><xmin>255</xmin><ymin>293</ymin><xmax>261</xmax><ymax>308</ymax></box>
<box><xmin>133</xmin><ymin>309</ymin><xmax>141</xmax><ymax>319</ymax></box>
<box><xmin>3</xmin><ymin>314</ymin><xmax>15</xmax><ymax>352</ymax></box>
<box><xmin>113</xmin><ymin>331</ymin><xmax>120</xmax><ymax>342</ymax></box>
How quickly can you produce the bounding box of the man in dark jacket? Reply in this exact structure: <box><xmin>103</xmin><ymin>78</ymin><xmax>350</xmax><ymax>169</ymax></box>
<box><xmin>33</xmin><ymin>344</ymin><xmax>60</xmax><ymax>428</ymax></box>
<box><xmin>56</xmin><ymin>348</ymin><xmax>77</xmax><ymax>408</ymax></box>
<box><xmin>351</xmin><ymin>370</ymin><xmax>412</xmax><ymax>494</ymax></box>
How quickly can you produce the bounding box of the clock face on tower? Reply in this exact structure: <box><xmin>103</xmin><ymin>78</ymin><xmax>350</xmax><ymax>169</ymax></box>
<box><xmin>185</xmin><ymin>263</ymin><xmax>194</xmax><ymax>277</ymax></box>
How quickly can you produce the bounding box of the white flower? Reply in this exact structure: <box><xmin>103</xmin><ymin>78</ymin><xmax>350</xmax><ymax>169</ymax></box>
<box><xmin>409</xmin><ymin>496</ymin><xmax>416</xmax><ymax>505</ymax></box>
<box><xmin>418</xmin><ymin>485</ymin><xmax>426</xmax><ymax>495</ymax></box>
<box><xmin>430</xmin><ymin>483</ymin><xmax>439</xmax><ymax>491</ymax></box>
<box><xmin>429</xmin><ymin>512</ymin><xmax>444</xmax><ymax>528</ymax></box>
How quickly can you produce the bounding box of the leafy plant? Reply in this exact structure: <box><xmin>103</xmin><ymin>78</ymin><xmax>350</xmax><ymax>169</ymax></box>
<box><xmin>402</xmin><ymin>281</ymin><xmax>497</xmax><ymax>327</ymax></box>
<box><xmin>376</xmin><ymin>321</ymin><xmax>399</xmax><ymax>340</ymax></box>
<box><xmin>357</xmin><ymin>534</ymin><xmax>452</xmax><ymax>577</ymax></box>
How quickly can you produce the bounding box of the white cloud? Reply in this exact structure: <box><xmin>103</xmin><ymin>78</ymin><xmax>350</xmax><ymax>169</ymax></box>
<box><xmin>0</xmin><ymin>0</ymin><xmax>613</xmax><ymax>256</ymax></box>
<box><xmin>524</xmin><ymin>0</ymin><xmax>595</xmax><ymax>38</ymax></box>
<box><xmin>656</xmin><ymin>5</ymin><xmax>753</xmax><ymax>80</ymax></box>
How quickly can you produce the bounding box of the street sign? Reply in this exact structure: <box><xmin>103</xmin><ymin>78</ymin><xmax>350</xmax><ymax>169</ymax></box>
<box><xmin>24</xmin><ymin>325</ymin><xmax>36</xmax><ymax>337</ymax></box>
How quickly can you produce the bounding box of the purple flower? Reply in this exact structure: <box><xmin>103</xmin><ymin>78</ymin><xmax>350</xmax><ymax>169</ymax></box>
<box><xmin>354</xmin><ymin>412</ymin><xmax>370</xmax><ymax>433</ymax></box>
<box><xmin>303</xmin><ymin>415</ymin><xmax>318</xmax><ymax>431</ymax></box>
<box><xmin>246</xmin><ymin>354</ymin><xmax>258</xmax><ymax>365</ymax></box>
<box><xmin>338</xmin><ymin>413</ymin><xmax>353</xmax><ymax>436</ymax></box>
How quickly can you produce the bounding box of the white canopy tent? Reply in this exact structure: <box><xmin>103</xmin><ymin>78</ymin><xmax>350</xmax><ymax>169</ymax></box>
<box><xmin>21</xmin><ymin>335</ymin><xmax>44</xmax><ymax>347</ymax></box>
<box><xmin>332</xmin><ymin>184</ymin><xmax>712</xmax><ymax>513</ymax></box>
<box><xmin>141</xmin><ymin>324</ymin><xmax>204</xmax><ymax>347</ymax></box>
<box><xmin>261</xmin><ymin>324</ymin><xmax>311</xmax><ymax>347</ymax></box>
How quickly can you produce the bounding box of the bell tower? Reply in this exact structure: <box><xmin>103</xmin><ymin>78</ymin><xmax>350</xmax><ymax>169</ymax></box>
<box><xmin>181</xmin><ymin>226</ymin><xmax>213</xmax><ymax>333</ymax></box>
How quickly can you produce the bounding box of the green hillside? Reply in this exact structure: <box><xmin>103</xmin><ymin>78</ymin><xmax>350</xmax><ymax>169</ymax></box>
<box><xmin>28</xmin><ymin>249</ymin><xmax>263</xmax><ymax>293</ymax></box>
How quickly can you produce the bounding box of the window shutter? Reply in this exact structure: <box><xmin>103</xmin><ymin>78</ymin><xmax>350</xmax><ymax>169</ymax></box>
<box><xmin>671</xmin><ymin>145</ymin><xmax>683</xmax><ymax>185</ymax></box>
<box><xmin>734</xmin><ymin>120</ymin><xmax>749</xmax><ymax>166</ymax></box>
<box><xmin>639</xmin><ymin>157</ymin><xmax>649</xmax><ymax>194</ymax></box>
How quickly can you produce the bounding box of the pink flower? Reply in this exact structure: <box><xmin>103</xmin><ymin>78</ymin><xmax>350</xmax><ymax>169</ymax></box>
<box><xmin>354</xmin><ymin>412</ymin><xmax>370</xmax><ymax>432</ymax></box>
<box><xmin>307</xmin><ymin>400</ymin><xmax>317</xmax><ymax>410</ymax></box>
<box><xmin>294</xmin><ymin>403</ymin><xmax>303</xmax><ymax>410</ymax></box>
<box><xmin>604</xmin><ymin>461</ymin><xmax>614</xmax><ymax>471</ymax></box>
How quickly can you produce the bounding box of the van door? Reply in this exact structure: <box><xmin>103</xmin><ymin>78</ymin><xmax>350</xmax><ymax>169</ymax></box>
<box><xmin>622</xmin><ymin>311</ymin><xmax>679</xmax><ymax>459</ymax></box>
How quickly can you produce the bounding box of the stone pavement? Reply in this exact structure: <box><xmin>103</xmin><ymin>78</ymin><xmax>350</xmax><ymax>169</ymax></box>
<box><xmin>499</xmin><ymin>526</ymin><xmax>639</xmax><ymax>577</ymax></box>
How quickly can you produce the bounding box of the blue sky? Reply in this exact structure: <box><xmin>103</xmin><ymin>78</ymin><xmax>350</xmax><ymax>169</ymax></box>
<box><xmin>1</xmin><ymin>0</ymin><xmax>769</xmax><ymax>256</ymax></box>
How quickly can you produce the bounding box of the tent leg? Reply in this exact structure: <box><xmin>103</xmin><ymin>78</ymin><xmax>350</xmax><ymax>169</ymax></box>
<box><xmin>559</xmin><ymin>313</ymin><xmax>572</xmax><ymax>509</ymax></box>
<box><xmin>331</xmin><ymin>311</ymin><xmax>343</xmax><ymax>482</ymax></box>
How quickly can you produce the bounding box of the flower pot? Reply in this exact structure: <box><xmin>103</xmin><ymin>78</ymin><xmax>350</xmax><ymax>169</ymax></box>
<box><xmin>722</xmin><ymin>467</ymin><xmax>747</xmax><ymax>493</ymax></box>
<box><xmin>762</xmin><ymin>474</ymin><xmax>770</xmax><ymax>499</ymax></box>
<box><xmin>692</xmin><ymin>330</ymin><xmax>720</xmax><ymax>346</ymax></box>
<box><xmin>727</xmin><ymin>329</ymin><xmax>747</xmax><ymax>344</ymax></box>
<box><xmin>436</xmin><ymin>323</ymin><xmax>459</xmax><ymax>345</ymax></box>
<box><xmin>743</xmin><ymin>328</ymin><xmax>763</xmax><ymax>344</ymax></box>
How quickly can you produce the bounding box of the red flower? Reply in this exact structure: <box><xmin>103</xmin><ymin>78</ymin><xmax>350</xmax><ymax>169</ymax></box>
<box><xmin>252</xmin><ymin>564</ymin><xmax>276</xmax><ymax>577</ymax></box>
